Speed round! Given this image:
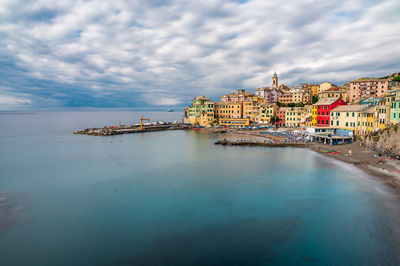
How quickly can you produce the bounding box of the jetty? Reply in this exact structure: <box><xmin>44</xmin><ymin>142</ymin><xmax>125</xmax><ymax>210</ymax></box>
<box><xmin>74</xmin><ymin>123</ymin><xmax>191</xmax><ymax>136</ymax></box>
<box><xmin>215</xmin><ymin>139</ymin><xmax>308</xmax><ymax>147</ymax></box>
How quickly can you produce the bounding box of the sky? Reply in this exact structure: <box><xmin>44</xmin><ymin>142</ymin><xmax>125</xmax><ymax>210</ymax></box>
<box><xmin>0</xmin><ymin>0</ymin><xmax>399</xmax><ymax>109</ymax></box>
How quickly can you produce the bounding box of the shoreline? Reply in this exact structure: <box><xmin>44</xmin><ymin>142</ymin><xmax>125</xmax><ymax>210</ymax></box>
<box><xmin>307</xmin><ymin>142</ymin><xmax>400</xmax><ymax>195</ymax></box>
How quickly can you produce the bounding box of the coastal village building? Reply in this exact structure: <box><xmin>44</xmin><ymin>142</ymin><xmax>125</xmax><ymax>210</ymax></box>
<box><xmin>303</xmin><ymin>105</ymin><xmax>313</xmax><ymax>127</ymax></box>
<box><xmin>278</xmin><ymin>89</ymin><xmax>293</xmax><ymax>104</ymax></box>
<box><xmin>186</xmin><ymin>96</ymin><xmax>215</xmax><ymax>126</ymax></box>
<box><xmin>258</xmin><ymin>104</ymin><xmax>277</xmax><ymax>124</ymax></box>
<box><xmin>214</xmin><ymin>101</ymin><xmax>242</xmax><ymax>119</ymax></box>
<box><xmin>319</xmin><ymin>82</ymin><xmax>336</xmax><ymax>93</ymax></box>
<box><xmin>377</xmin><ymin>101</ymin><xmax>390</xmax><ymax>129</ymax></box>
<box><xmin>330</xmin><ymin>105</ymin><xmax>368</xmax><ymax>131</ymax></box>
<box><xmin>356</xmin><ymin>106</ymin><xmax>376</xmax><ymax>135</ymax></box>
<box><xmin>285</xmin><ymin>107</ymin><xmax>305</xmax><ymax>127</ymax></box>
<box><xmin>311</xmin><ymin>105</ymin><xmax>317</xmax><ymax>126</ymax></box>
<box><xmin>302</xmin><ymin>90</ymin><xmax>312</xmax><ymax>104</ymax></box>
<box><xmin>221</xmin><ymin>89</ymin><xmax>254</xmax><ymax>102</ymax></box>
<box><xmin>314</xmin><ymin>98</ymin><xmax>347</xmax><ymax>127</ymax></box>
<box><xmin>255</xmin><ymin>87</ymin><xmax>281</xmax><ymax>103</ymax></box>
<box><xmin>357</xmin><ymin>97</ymin><xmax>383</xmax><ymax>106</ymax></box>
<box><xmin>349</xmin><ymin>78</ymin><xmax>391</xmax><ymax>103</ymax></box>
<box><xmin>391</xmin><ymin>88</ymin><xmax>400</xmax><ymax>123</ymax></box>
<box><xmin>318</xmin><ymin>88</ymin><xmax>349</xmax><ymax>103</ymax></box>
<box><xmin>276</xmin><ymin>107</ymin><xmax>288</xmax><ymax>127</ymax></box>
<box><xmin>219</xmin><ymin>118</ymin><xmax>250</xmax><ymax>126</ymax></box>
<box><xmin>303</xmin><ymin>83</ymin><xmax>320</xmax><ymax>96</ymax></box>
<box><xmin>291</xmin><ymin>89</ymin><xmax>303</xmax><ymax>104</ymax></box>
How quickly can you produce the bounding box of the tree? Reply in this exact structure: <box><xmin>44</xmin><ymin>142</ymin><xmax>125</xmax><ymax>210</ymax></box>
<box><xmin>288</xmin><ymin>103</ymin><xmax>295</xmax><ymax>107</ymax></box>
<box><xmin>393</xmin><ymin>75</ymin><xmax>400</xmax><ymax>82</ymax></box>
<box><xmin>270</xmin><ymin>115</ymin><xmax>280</xmax><ymax>124</ymax></box>
<box><xmin>295</xmin><ymin>102</ymin><xmax>305</xmax><ymax>107</ymax></box>
<box><xmin>312</xmin><ymin>95</ymin><xmax>319</xmax><ymax>104</ymax></box>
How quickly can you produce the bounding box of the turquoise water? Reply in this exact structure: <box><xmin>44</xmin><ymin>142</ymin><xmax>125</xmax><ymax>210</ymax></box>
<box><xmin>1</xmin><ymin>111</ymin><xmax>400</xmax><ymax>265</ymax></box>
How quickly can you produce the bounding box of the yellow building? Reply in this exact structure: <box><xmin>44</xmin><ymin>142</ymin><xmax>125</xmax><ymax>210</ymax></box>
<box><xmin>292</xmin><ymin>91</ymin><xmax>303</xmax><ymax>103</ymax></box>
<box><xmin>219</xmin><ymin>118</ymin><xmax>250</xmax><ymax>126</ymax></box>
<box><xmin>285</xmin><ymin>107</ymin><xmax>305</xmax><ymax>127</ymax></box>
<box><xmin>303</xmin><ymin>83</ymin><xmax>320</xmax><ymax>96</ymax></box>
<box><xmin>303</xmin><ymin>105</ymin><xmax>313</xmax><ymax>127</ymax></box>
<box><xmin>258</xmin><ymin>104</ymin><xmax>277</xmax><ymax>124</ymax></box>
<box><xmin>214</xmin><ymin>101</ymin><xmax>242</xmax><ymax>120</ymax></box>
<box><xmin>319</xmin><ymin>82</ymin><xmax>336</xmax><ymax>93</ymax></box>
<box><xmin>330</xmin><ymin>105</ymin><xmax>368</xmax><ymax>132</ymax></box>
<box><xmin>318</xmin><ymin>88</ymin><xmax>349</xmax><ymax>103</ymax></box>
<box><xmin>356</xmin><ymin>106</ymin><xmax>376</xmax><ymax>135</ymax></box>
<box><xmin>186</xmin><ymin>96</ymin><xmax>215</xmax><ymax>126</ymax></box>
<box><xmin>311</xmin><ymin>105</ymin><xmax>317</xmax><ymax>126</ymax></box>
<box><xmin>243</xmin><ymin>101</ymin><xmax>258</xmax><ymax>122</ymax></box>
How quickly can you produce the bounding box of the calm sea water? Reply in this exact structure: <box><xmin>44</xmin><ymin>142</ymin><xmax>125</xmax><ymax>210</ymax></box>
<box><xmin>1</xmin><ymin>111</ymin><xmax>400</xmax><ymax>266</ymax></box>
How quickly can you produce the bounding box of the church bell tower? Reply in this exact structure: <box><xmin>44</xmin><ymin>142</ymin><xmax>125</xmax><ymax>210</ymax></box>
<box><xmin>272</xmin><ymin>71</ymin><xmax>278</xmax><ymax>89</ymax></box>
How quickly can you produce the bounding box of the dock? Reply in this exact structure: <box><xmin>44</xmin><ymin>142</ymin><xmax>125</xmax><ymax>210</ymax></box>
<box><xmin>73</xmin><ymin>123</ymin><xmax>191</xmax><ymax>136</ymax></box>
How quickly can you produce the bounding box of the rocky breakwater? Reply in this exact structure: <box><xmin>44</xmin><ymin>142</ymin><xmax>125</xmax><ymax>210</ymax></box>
<box><xmin>73</xmin><ymin>127</ymin><xmax>116</xmax><ymax>136</ymax></box>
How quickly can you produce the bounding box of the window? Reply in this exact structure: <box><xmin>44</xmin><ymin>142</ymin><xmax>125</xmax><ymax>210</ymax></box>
<box><xmin>346</xmin><ymin>122</ymin><xmax>348</xmax><ymax>126</ymax></box>
<box><xmin>337</xmin><ymin>121</ymin><xmax>339</xmax><ymax>126</ymax></box>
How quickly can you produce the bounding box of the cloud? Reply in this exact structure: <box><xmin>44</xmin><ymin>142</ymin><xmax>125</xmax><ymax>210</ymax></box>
<box><xmin>0</xmin><ymin>0</ymin><xmax>399</xmax><ymax>108</ymax></box>
<box><xmin>0</xmin><ymin>95</ymin><xmax>31</xmax><ymax>106</ymax></box>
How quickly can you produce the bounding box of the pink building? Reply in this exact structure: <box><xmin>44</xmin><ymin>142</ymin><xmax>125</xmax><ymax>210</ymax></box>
<box><xmin>349</xmin><ymin>78</ymin><xmax>390</xmax><ymax>103</ymax></box>
<box><xmin>255</xmin><ymin>87</ymin><xmax>281</xmax><ymax>103</ymax></box>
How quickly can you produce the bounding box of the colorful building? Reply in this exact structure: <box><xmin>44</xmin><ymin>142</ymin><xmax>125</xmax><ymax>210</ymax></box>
<box><xmin>219</xmin><ymin>118</ymin><xmax>250</xmax><ymax>126</ymax></box>
<box><xmin>391</xmin><ymin>88</ymin><xmax>400</xmax><ymax>123</ymax></box>
<box><xmin>302</xmin><ymin>83</ymin><xmax>320</xmax><ymax>96</ymax></box>
<box><xmin>318</xmin><ymin>88</ymin><xmax>349</xmax><ymax>103</ymax></box>
<box><xmin>303</xmin><ymin>105</ymin><xmax>313</xmax><ymax>127</ymax></box>
<box><xmin>319</xmin><ymin>82</ymin><xmax>336</xmax><ymax>93</ymax></box>
<box><xmin>186</xmin><ymin>96</ymin><xmax>215</xmax><ymax>126</ymax></box>
<box><xmin>349</xmin><ymin>78</ymin><xmax>391</xmax><ymax>103</ymax></box>
<box><xmin>221</xmin><ymin>89</ymin><xmax>254</xmax><ymax>102</ymax></box>
<box><xmin>356</xmin><ymin>106</ymin><xmax>376</xmax><ymax>135</ymax></box>
<box><xmin>258</xmin><ymin>104</ymin><xmax>277</xmax><ymax>124</ymax></box>
<box><xmin>276</xmin><ymin>107</ymin><xmax>288</xmax><ymax>127</ymax></box>
<box><xmin>311</xmin><ymin>105</ymin><xmax>317</xmax><ymax>126</ymax></box>
<box><xmin>278</xmin><ymin>89</ymin><xmax>293</xmax><ymax>104</ymax></box>
<box><xmin>330</xmin><ymin>105</ymin><xmax>368</xmax><ymax>131</ymax></box>
<box><xmin>285</xmin><ymin>107</ymin><xmax>305</xmax><ymax>127</ymax></box>
<box><xmin>214</xmin><ymin>101</ymin><xmax>242</xmax><ymax>120</ymax></box>
<box><xmin>255</xmin><ymin>87</ymin><xmax>281</xmax><ymax>103</ymax></box>
<box><xmin>314</xmin><ymin>98</ymin><xmax>347</xmax><ymax>127</ymax></box>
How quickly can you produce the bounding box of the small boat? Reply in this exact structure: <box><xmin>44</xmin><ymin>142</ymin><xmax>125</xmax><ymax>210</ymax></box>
<box><xmin>167</xmin><ymin>109</ymin><xmax>174</xmax><ymax>112</ymax></box>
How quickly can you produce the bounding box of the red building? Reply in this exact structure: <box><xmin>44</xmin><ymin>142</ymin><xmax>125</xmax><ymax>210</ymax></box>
<box><xmin>276</xmin><ymin>107</ymin><xmax>289</xmax><ymax>127</ymax></box>
<box><xmin>314</xmin><ymin>98</ymin><xmax>346</xmax><ymax>127</ymax></box>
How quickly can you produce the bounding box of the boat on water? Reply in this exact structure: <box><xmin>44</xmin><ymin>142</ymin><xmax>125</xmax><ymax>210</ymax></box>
<box><xmin>167</xmin><ymin>109</ymin><xmax>174</xmax><ymax>112</ymax></box>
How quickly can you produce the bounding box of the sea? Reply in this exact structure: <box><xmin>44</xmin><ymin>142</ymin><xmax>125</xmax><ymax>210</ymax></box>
<box><xmin>1</xmin><ymin>110</ymin><xmax>400</xmax><ymax>266</ymax></box>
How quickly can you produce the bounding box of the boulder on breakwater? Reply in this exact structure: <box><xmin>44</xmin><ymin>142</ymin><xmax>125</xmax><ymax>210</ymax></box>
<box><xmin>73</xmin><ymin>128</ymin><xmax>116</xmax><ymax>136</ymax></box>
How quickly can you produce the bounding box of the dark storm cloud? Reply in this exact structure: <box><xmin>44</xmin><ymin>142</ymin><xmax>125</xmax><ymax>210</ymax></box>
<box><xmin>0</xmin><ymin>0</ymin><xmax>399</xmax><ymax>108</ymax></box>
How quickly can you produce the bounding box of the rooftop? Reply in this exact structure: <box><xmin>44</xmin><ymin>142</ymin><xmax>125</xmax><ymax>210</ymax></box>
<box><xmin>314</xmin><ymin>98</ymin><xmax>342</xmax><ymax>105</ymax></box>
<box><xmin>331</xmin><ymin>105</ymin><xmax>369</xmax><ymax>112</ymax></box>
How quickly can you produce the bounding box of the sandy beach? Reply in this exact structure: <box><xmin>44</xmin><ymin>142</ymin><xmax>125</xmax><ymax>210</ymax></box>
<box><xmin>308</xmin><ymin>142</ymin><xmax>400</xmax><ymax>194</ymax></box>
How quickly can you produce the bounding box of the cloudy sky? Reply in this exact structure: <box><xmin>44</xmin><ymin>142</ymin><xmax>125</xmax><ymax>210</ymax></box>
<box><xmin>0</xmin><ymin>0</ymin><xmax>399</xmax><ymax>109</ymax></box>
